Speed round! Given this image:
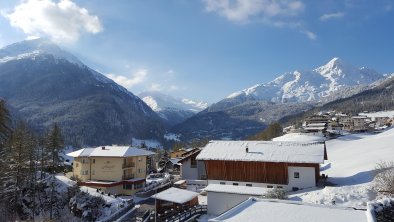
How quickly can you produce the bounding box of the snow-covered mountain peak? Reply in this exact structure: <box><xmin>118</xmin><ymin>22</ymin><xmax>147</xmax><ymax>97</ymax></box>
<box><xmin>0</xmin><ymin>38</ymin><xmax>82</xmax><ymax>66</ymax></box>
<box><xmin>139</xmin><ymin>91</ymin><xmax>208</xmax><ymax>113</ymax></box>
<box><xmin>225</xmin><ymin>58</ymin><xmax>384</xmax><ymax>103</ymax></box>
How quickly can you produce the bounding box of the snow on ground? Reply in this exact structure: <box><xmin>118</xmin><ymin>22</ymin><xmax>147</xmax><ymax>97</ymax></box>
<box><xmin>164</xmin><ymin>133</ymin><xmax>181</xmax><ymax>141</ymax></box>
<box><xmin>56</xmin><ymin>175</ymin><xmax>134</xmax><ymax>219</ymax></box>
<box><xmin>132</xmin><ymin>138</ymin><xmax>162</xmax><ymax>149</ymax></box>
<box><xmin>272</xmin><ymin>132</ymin><xmax>327</xmax><ymax>142</ymax></box>
<box><xmin>287</xmin><ymin>128</ymin><xmax>394</xmax><ymax>207</ymax></box>
<box><xmin>56</xmin><ymin>174</ymin><xmax>77</xmax><ymax>192</ymax></box>
<box><xmin>359</xmin><ymin>110</ymin><xmax>394</xmax><ymax>118</ymax></box>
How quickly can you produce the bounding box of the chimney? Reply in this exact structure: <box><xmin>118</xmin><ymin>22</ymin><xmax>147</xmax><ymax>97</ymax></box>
<box><xmin>102</xmin><ymin>146</ymin><xmax>105</xmax><ymax>150</ymax></box>
<box><xmin>246</xmin><ymin>145</ymin><xmax>249</xmax><ymax>153</ymax></box>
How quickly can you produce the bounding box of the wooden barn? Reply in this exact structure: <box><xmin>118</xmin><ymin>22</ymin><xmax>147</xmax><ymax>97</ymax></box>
<box><xmin>197</xmin><ymin>140</ymin><xmax>327</xmax><ymax>189</ymax></box>
<box><xmin>197</xmin><ymin>140</ymin><xmax>328</xmax><ymax>216</ymax></box>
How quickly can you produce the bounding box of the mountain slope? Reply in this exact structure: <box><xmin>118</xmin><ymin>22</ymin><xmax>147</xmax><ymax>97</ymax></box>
<box><xmin>139</xmin><ymin>91</ymin><xmax>208</xmax><ymax>127</ymax></box>
<box><xmin>228</xmin><ymin>58</ymin><xmax>382</xmax><ymax>103</ymax></box>
<box><xmin>172</xmin><ymin>58</ymin><xmax>385</xmax><ymax>141</ymax></box>
<box><xmin>0</xmin><ymin>39</ymin><xmax>165</xmax><ymax>146</ymax></box>
<box><xmin>280</xmin><ymin>74</ymin><xmax>394</xmax><ymax>125</ymax></box>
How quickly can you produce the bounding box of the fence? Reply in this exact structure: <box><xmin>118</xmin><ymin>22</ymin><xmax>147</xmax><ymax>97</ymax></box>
<box><xmin>147</xmin><ymin>205</ymin><xmax>207</xmax><ymax>222</ymax></box>
<box><xmin>99</xmin><ymin>202</ymin><xmax>135</xmax><ymax>222</ymax></box>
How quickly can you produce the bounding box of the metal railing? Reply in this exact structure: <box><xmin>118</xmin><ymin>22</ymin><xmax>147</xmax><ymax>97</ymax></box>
<box><xmin>147</xmin><ymin>205</ymin><xmax>207</xmax><ymax>222</ymax></box>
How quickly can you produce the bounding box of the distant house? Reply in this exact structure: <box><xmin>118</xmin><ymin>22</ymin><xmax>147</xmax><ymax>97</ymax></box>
<box><xmin>67</xmin><ymin>146</ymin><xmax>155</xmax><ymax>195</ymax></box>
<box><xmin>210</xmin><ymin>197</ymin><xmax>368</xmax><ymax>222</ymax></box>
<box><xmin>352</xmin><ymin>116</ymin><xmax>370</xmax><ymax>131</ymax></box>
<box><xmin>166</xmin><ymin>158</ymin><xmax>181</xmax><ymax>174</ymax></box>
<box><xmin>337</xmin><ymin>114</ymin><xmax>353</xmax><ymax>131</ymax></box>
<box><xmin>305</xmin><ymin>115</ymin><xmax>330</xmax><ymax>124</ymax></box>
<box><xmin>303</xmin><ymin>122</ymin><xmax>327</xmax><ymax>133</ymax></box>
<box><xmin>178</xmin><ymin>148</ymin><xmax>207</xmax><ymax>181</ymax></box>
<box><xmin>197</xmin><ymin>140</ymin><xmax>327</xmax><ymax>215</ymax></box>
<box><xmin>170</xmin><ymin>149</ymin><xmax>187</xmax><ymax>158</ymax></box>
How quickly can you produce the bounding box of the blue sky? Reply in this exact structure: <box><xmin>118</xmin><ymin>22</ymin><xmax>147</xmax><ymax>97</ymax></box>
<box><xmin>0</xmin><ymin>0</ymin><xmax>393</xmax><ymax>103</ymax></box>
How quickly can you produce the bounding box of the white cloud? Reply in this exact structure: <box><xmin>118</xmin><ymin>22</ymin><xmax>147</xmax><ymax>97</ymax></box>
<box><xmin>202</xmin><ymin>0</ymin><xmax>304</xmax><ymax>23</ymax></box>
<box><xmin>3</xmin><ymin>0</ymin><xmax>102</xmax><ymax>43</ymax></box>
<box><xmin>320</xmin><ymin>12</ymin><xmax>345</xmax><ymax>21</ymax></box>
<box><xmin>106</xmin><ymin>69</ymin><xmax>148</xmax><ymax>89</ymax></box>
<box><xmin>149</xmin><ymin>83</ymin><xmax>162</xmax><ymax>91</ymax></box>
<box><xmin>302</xmin><ymin>30</ymin><xmax>316</xmax><ymax>40</ymax></box>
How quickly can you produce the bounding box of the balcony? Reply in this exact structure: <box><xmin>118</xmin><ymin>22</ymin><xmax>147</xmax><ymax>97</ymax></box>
<box><xmin>122</xmin><ymin>162</ymin><xmax>135</xmax><ymax>168</ymax></box>
<box><xmin>122</xmin><ymin>174</ymin><xmax>135</xmax><ymax>180</ymax></box>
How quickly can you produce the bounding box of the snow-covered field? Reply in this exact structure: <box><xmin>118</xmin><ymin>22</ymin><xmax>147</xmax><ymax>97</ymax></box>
<box><xmin>359</xmin><ymin>110</ymin><xmax>394</xmax><ymax>118</ymax></box>
<box><xmin>283</xmin><ymin>128</ymin><xmax>394</xmax><ymax>207</ymax></box>
<box><xmin>132</xmin><ymin>138</ymin><xmax>162</xmax><ymax>149</ymax></box>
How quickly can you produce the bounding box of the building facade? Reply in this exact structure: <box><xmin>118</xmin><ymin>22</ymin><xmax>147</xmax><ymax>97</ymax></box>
<box><xmin>197</xmin><ymin>140</ymin><xmax>327</xmax><ymax>216</ymax></box>
<box><xmin>178</xmin><ymin>149</ymin><xmax>207</xmax><ymax>181</ymax></box>
<box><xmin>67</xmin><ymin>146</ymin><xmax>155</xmax><ymax>195</ymax></box>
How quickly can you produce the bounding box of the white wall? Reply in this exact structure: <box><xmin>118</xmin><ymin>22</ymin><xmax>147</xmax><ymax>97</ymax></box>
<box><xmin>208</xmin><ymin>180</ymin><xmax>288</xmax><ymax>190</ymax></box>
<box><xmin>288</xmin><ymin>166</ymin><xmax>316</xmax><ymax>190</ymax></box>
<box><xmin>207</xmin><ymin>191</ymin><xmax>260</xmax><ymax>216</ymax></box>
<box><xmin>181</xmin><ymin>158</ymin><xmax>198</xmax><ymax>180</ymax></box>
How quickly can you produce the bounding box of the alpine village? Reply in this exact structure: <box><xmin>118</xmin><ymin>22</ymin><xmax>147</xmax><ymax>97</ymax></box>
<box><xmin>0</xmin><ymin>1</ymin><xmax>394</xmax><ymax>222</ymax></box>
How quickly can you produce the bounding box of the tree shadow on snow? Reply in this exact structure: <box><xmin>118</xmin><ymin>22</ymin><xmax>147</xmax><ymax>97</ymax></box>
<box><xmin>328</xmin><ymin>170</ymin><xmax>375</xmax><ymax>186</ymax></box>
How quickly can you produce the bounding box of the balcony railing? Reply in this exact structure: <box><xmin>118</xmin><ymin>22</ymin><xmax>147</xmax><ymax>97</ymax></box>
<box><xmin>122</xmin><ymin>162</ymin><xmax>135</xmax><ymax>168</ymax></box>
<box><xmin>122</xmin><ymin>174</ymin><xmax>135</xmax><ymax>180</ymax></box>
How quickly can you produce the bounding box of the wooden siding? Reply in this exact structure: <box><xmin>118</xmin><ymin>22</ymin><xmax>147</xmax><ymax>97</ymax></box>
<box><xmin>205</xmin><ymin>160</ymin><xmax>320</xmax><ymax>185</ymax></box>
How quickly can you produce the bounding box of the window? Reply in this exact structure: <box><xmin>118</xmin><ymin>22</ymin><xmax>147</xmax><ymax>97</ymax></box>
<box><xmin>138</xmin><ymin>169</ymin><xmax>141</xmax><ymax>173</ymax></box>
<box><xmin>220</xmin><ymin>182</ymin><xmax>226</xmax><ymax>185</ymax></box>
<box><xmin>76</xmin><ymin>163</ymin><xmax>79</xmax><ymax>167</ymax></box>
<box><xmin>138</xmin><ymin>157</ymin><xmax>142</xmax><ymax>162</ymax></box>
<box><xmin>134</xmin><ymin>183</ymin><xmax>143</xmax><ymax>189</ymax></box>
<box><xmin>267</xmin><ymin>185</ymin><xmax>273</xmax><ymax>188</ymax></box>
<box><xmin>82</xmin><ymin>159</ymin><xmax>87</xmax><ymax>164</ymax></box>
<box><xmin>123</xmin><ymin>184</ymin><xmax>133</xmax><ymax>190</ymax></box>
<box><xmin>190</xmin><ymin>157</ymin><xmax>197</xmax><ymax>168</ymax></box>
<box><xmin>294</xmin><ymin>172</ymin><xmax>300</xmax><ymax>178</ymax></box>
<box><xmin>81</xmin><ymin>170</ymin><xmax>89</xmax><ymax>175</ymax></box>
<box><xmin>246</xmin><ymin>184</ymin><xmax>252</xmax><ymax>187</ymax></box>
<box><xmin>92</xmin><ymin>170</ymin><xmax>95</xmax><ymax>175</ymax></box>
<box><xmin>232</xmin><ymin>183</ymin><xmax>239</xmax><ymax>186</ymax></box>
<box><xmin>277</xmin><ymin>186</ymin><xmax>283</xmax><ymax>189</ymax></box>
<box><xmin>92</xmin><ymin>159</ymin><xmax>95</xmax><ymax>164</ymax></box>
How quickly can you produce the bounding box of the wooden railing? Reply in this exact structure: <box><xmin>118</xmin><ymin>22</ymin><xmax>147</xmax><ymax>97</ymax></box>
<box><xmin>123</xmin><ymin>162</ymin><xmax>135</xmax><ymax>168</ymax></box>
<box><xmin>122</xmin><ymin>174</ymin><xmax>135</xmax><ymax>180</ymax></box>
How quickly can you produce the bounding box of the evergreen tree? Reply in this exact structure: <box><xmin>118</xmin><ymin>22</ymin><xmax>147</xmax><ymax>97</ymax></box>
<box><xmin>248</xmin><ymin>122</ymin><xmax>283</xmax><ymax>141</ymax></box>
<box><xmin>44</xmin><ymin>123</ymin><xmax>65</xmax><ymax>220</ymax></box>
<box><xmin>2</xmin><ymin>122</ymin><xmax>38</xmax><ymax>220</ymax></box>
<box><xmin>0</xmin><ymin>100</ymin><xmax>11</xmax><ymax>220</ymax></box>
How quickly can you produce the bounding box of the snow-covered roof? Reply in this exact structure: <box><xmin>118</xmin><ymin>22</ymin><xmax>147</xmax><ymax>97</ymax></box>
<box><xmin>210</xmin><ymin>197</ymin><xmax>368</xmax><ymax>222</ymax></box>
<box><xmin>152</xmin><ymin>187</ymin><xmax>198</xmax><ymax>204</ymax></box>
<box><xmin>204</xmin><ymin>184</ymin><xmax>268</xmax><ymax>196</ymax></box>
<box><xmin>66</xmin><ymin>148</ymin><xmax>95</xmax><ymax>157</ymax></box>
<box><xmin>168</xmin><ymin>158</ymin><xmax>181</xmax><ymax>165</ymax></box>
<box><xmin>196</xmin><ymin>141</ymin><xmax>326</xmax><ymax>164</ymax></box>
<box><xmin>306</xmin><ymin>123</ymin><xmax>327</xmax><ymax>127</ymax></box>
<box><xmin>352</xmin><ymin>116</ymin><xmax>369</xmax><ymax>119</ymax></box>
<box><xmin>272</xmin><ymin>133</ymin><xmax>327</xmax><ymax>142</ymax></box>
<box><xmin>66</xmin><ymin>146</ymin><xmax>155</xmax><ymax>158</ymax></box>
<box><xmin>303</xmin><ymin>126</ymin><xmax>326</xmax><ymax>131</ymax></box>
